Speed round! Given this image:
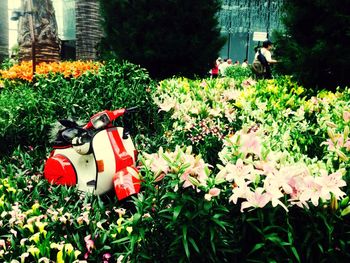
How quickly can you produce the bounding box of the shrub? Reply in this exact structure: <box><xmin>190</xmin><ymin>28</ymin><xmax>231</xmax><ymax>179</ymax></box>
<box><xmin>274</xmin><ymin>0</ymin><xmax>350</xmax><ymax>90</ymax></box>
<box><xmin>224</xmin><ymin>65</ymin><xmax>252</xmax><ymax>80</ymax></box>
<box><xmin>99</xmin><ymin>0</ymin><xmax>225</xmax><ymax>79</ymax></box>
<box><xmin>0</xmin><ymin>60</ymin><xmax>159</xmax><ymax>155</ymax></box>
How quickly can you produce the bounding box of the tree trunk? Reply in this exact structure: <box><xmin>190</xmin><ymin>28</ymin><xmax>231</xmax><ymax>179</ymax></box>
<box><xmin>18</xmin><ymin>0</ymin><xmax>61</xmax><ymax>63</ymax></box>
<box><xmin>75</xmin><ymin>0</ymin><xmax>103</xmax><ymax>60</ymax></box>
<box><xmin>0</xmin><ymin>0</ymin><xmax>9</xmax><ymax>63</ymax></box>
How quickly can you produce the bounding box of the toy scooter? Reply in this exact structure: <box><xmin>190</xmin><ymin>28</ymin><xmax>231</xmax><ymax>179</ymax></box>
<box><xmin>43</xmin><ymin>107</ymin><xmax>141</xmax><ymax>200</ymax></box>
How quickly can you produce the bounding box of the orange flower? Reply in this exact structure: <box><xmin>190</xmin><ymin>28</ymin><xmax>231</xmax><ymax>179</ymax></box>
<box><xmin>0</xmin><ymin>60</ymin><xmax>101</xmax><ymax>82</ymax></box>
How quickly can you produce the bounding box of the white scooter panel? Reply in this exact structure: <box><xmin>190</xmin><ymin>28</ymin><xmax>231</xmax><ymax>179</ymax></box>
<box><xmin>92</xmin><ymin>129</ymin><xmax>116</xmax><ymax>195</ymax></box>
<box><xmin>92</xmin><ymin>127</ymin><xmax>137</xmax><ymax>195</ymax></box>
<box><xmin>53</xmin><ymin>147</ymin><xmax>97</xmax><ymax>193</ymax></box>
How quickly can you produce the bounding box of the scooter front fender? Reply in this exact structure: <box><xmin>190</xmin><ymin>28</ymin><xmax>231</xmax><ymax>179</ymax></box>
<box><xmin>113</xmin><ymin>166</ymin><xmax>141</xmax><ymax>200</ymax></box>
<box><xmin>44</xmin><ymin>154</ymin><xmax>77</xmax><ymax>186</ymax></box>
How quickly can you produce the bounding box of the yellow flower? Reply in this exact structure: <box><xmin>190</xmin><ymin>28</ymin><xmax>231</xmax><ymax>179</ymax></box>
<box><xmin>266</xmin><ymin>84</ymin><xmax>278</xmax><ymax>94</ymax></box>
<box><xmin>126</xmin><ymin>226</ymin><xmax>133</xmax><ymax>234</ymax></box>
<box><xmin>74</xmin><ymin>250</ymin><xmax>81</xmax><ymax>259</ymax></box>
<box><xmin>295</xmin><ymin>86</ymin><xmax>304</xmax><ymax>95</ymax></box>
<box><xmin>50</xmin><ymin>243</ymin><xmax>59</xmax><ymax>249</ymax></box>
<box><xmin>29</xmin><ymin>232</ymin><xmax>40</xmax><ymax>243</ymax></box>
<box><xmin>117</xmin><ymin>217</ymin><xmax>123</xmax><ymax>226</ymax></box>
<box><xmin>0</xmin><ymin>196</ymin><xmax>4</xmax><ymax>207</ymax></box>
<box><xmin>56</xmin><ymin>250</ymin><xmax>64</xmax><ymax>263</ymax></box>
<box><xmin>35</xmin><ymin>222</ymin><xmax>48</xmax><ymax>234</ymax></box>
<box><xmin>6</xmin><ymin>187</ymin><xmax>16</xmax><ymax>193</ymax></box>
<box><xmin>64</xmin><ymin>244</ymin><xmax>74</xmax><ymax>255</ymax></box>
<box><xmin>23</xmin><ymin>223</ymin><xmax>34</xmax><ymax>233</ymax></box>
<box><xmin>27</xmin><ymin>245</ymin><xmax>40</xmax><ymax>257</ymax></box>
<box><xmin>183</xmin><ymin>82</ymin><xmax>190</xmax><ymax>92</ymax></box>
<box><xmin>32</xmin><ymin>203</ymin><xmax>40</xmax><ymax>212</ymax></box>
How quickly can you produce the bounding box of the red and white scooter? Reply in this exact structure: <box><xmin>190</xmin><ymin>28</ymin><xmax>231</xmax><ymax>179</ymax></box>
<box><xmin>43</xmin><ymin>107</ymin><xmax>141</xmax><ymax>200</ymax></box>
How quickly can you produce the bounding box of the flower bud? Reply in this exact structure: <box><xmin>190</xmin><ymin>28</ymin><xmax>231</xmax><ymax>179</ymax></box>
<box><xmin>187</xmin><ymin>176</ymin><xmax>200</xmax><ymax>187</ymax></box>
<box><xmin>341</xmin><ymin>205</ymin><xmax>350</xmax><ymax>217</ymax></box>
<box><xmin>325</xmin><ymin>121</ymin><xmax>337</xmax><ymax>128</ymax></box>
<box><xmin>340</xmin><ymin>196</ymin><xmax>349</xmax><ymax>208</ymax></box>
<box><xmin>344</xmin><ymin>126</ymin><xmax>349</xmax><ymax>140</ymax></box>
<box><xmin>327</xmin><ymin>128</ymin><xmax>336</xmax><ymax>142</ymax></box>
<box><xmin>335</xmin><ymin>149</ymin><xmax>349</xmax><ymax>162</ymax></box>
<box><xmin>330</xmin><ymin>194</ymin><xmax>338</xmax><ymax>212</ymax></box>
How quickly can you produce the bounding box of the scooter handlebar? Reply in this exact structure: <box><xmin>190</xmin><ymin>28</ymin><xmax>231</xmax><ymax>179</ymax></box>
<box><xmin>84</xmin><ymin>107</ymin><xmax>138</xmax><ymax>130</ymax></box>
<box><xmin>125</xmin><ymin>106</ymin><xmax>138</xmax><ymax>114</ymax></box>
<box><xmin>111</xmin><ymin>109</ymin><xmax>126</xmax><ymax>120</ymax></box>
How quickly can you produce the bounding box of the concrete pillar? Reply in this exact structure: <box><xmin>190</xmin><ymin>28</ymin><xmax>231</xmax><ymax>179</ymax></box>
<box><xmin>0</xmin><ymin>0</ymin><xmax>9</xmax><ymax>62</ymax></box>
<box><xmin>75</xmin><ymin>0</ymin><xmax>103</xmax><ymax>60</ymax></box>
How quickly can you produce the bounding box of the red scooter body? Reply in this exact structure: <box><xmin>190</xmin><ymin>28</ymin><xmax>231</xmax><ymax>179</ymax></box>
<box><xmin>43</xmin><ymin>108</ymin><xmax>141</xmax><ymax>200</ymax></box>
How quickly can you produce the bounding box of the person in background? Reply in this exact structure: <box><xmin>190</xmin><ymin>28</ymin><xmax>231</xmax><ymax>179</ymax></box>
<box><xmin>210</xmin><ymin>60</ymin><xmax>219</xmax><ymax>78</ymax></box>
<box><xmin>241</xmin><ymin>59</ymin><xmax>248</xmax><ymax>68</ymax></box>
<box><xmin>253</xmin><ymin>40</ymin><xmax>277</xmax><ymax>79</ymax></box>
<box><xmin>216</xmin><ymin>57</ymin><xmax>223</xmax><ymax>67</ymax></box>
<box><xmin>233</xmin><ymin>60</ymin><xmax>240</xmax><ymax>66</ymax></box>
<box><xmin>219</xmin><ymin>58</ymin><xmax>229</xmax><ymax>77</ymax></box>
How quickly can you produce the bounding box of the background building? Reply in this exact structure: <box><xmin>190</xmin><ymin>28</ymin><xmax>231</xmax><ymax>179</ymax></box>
<box><xmin>218</xmin><ymin>0</ymin><xmax>284</xmax><ymax>63</ymax></box>
<box><xmin>2</xmin><ymin>0</ymin><xmax>283</xmax><ymax>63</ymax></box>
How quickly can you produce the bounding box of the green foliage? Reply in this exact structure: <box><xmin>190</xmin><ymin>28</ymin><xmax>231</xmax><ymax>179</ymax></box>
<box><xmin>0</xmin><ymin>146</ymin><xmax>131</xmax><ymax>262</ymax></box>
<box><xmin>1</xmin><ymin>58</ymin><xmax>350</xmax><ymax>262</ymax></box>
<box><xmin>274</xmin><ymin>0</ymin><xmax>350</xmax><ymax>91</ymax></box>
<box><xmin>239</xmin><ymin>207</ymin><xmax>350</xmax><ymax>263</ymax></box>
<box><xmin>0</xmin><ymin>60</ymin><xmax>159</xmax><ymax>155</ymax></box>
<box><xmin>0</xmin><ymin>58</ymin><xmax>15</xmax><ymax>70</ymax></box>
<box><xmin>121</xmin><ymin>151</ymin><xmax>241</xmax><ymax>262</ymax></box>
<box><xmin>99</xmin><ymin>0</ymin><xmax>226</xmax><ymax>79</ymax></box>
<box><xmin>224</xmin><ymin>65</ymin><xmax>253</xmax><ymax>80</ymax></box>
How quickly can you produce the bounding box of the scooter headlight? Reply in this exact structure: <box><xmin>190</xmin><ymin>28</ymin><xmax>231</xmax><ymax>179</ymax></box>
<box><xmin>91</xmin><ymin>113</ymin><xmax>110</xmax><ymax>129</ymax></box>
<box><xmin>72</xmin><ymin>137</ymin><xmax>91</xmax><ymax>155</ymax></box>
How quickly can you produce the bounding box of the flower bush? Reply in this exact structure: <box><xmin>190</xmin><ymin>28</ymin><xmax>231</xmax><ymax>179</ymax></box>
<box><xmin>217</xmin><ymin>127</ymin><xmax>346</xmax><ymax>212</ymax></box>
<box><xmin>0</xmin><ymin>60</ymin><xmax>100</xmax><ymax>81</ymax></box>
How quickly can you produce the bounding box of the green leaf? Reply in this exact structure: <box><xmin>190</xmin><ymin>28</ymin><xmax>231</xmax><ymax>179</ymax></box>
<box><xmin>209</xmin><ymin>227</ymin><xmax>216</xmax><ymax>253</ymax></box>
<box><xmin>291</xmin><ymin>246</ymin><xmax>301</xmax><ymax>263</ymax></box>
<box><xmin>182</xmin><ymin>225</ymin><xmax>190</xmax><ymax>259</ymax></box>
<box><xmin>266</xmin><ymin>235</ymin><xmax>282</xmax><ymax>244</ymax></box>
<box><xmin>211</xmin><ymin>218</ymin><xmax>227</xmax><ymax>231</ymax></box>
<box><xmin>248</xmin><ymin>243</ymin><xmax>264</xmax><ymax>255</ymax></box>
<box><xmin>161</xmin><ymin>192</ymin><xmax>178</xmax><ymax>200</ymax></box>
<box><xmin>173</xmin><ymin>205</ymin><xmax>183</xmax><ymax>221</ymax></box>
<box><xmin>133</xmin><ymin>213</ymin><xmax>141</xmax><ymax>223</ymax></box>
<box><xmin>112</xmin><ymin>236</ymin><xmax>130</xmax><ymax>245</ymax></box>
<box><xmin>188</xmin><ymin>237</ymin><xmax>200</xmax><ymax>254</ymax></box>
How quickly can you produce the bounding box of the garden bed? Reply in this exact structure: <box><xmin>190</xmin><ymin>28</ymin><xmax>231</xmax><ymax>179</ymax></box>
<box><xmin>1</xmin><ymin>61</ymin><xmax>350</xmax><ymax>262</ymax></box>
